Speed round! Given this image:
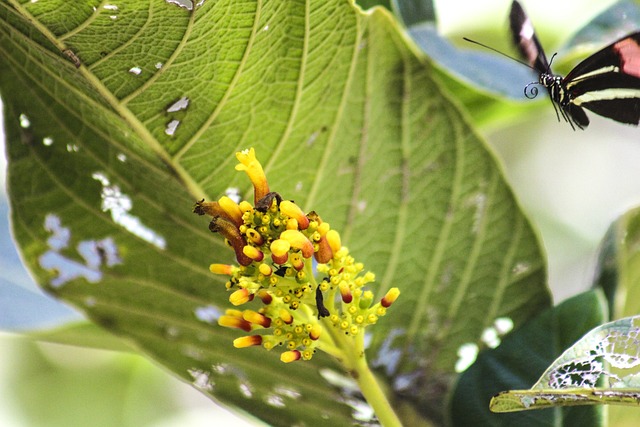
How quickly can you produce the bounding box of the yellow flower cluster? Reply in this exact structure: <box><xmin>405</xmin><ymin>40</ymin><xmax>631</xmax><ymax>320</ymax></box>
<box><xmin>194</xmin><ymin>148</ymin><xmax>399</xmax><ymax>362</ymax></box>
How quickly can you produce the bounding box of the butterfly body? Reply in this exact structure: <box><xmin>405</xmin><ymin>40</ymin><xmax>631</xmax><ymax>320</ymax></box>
<box><xmin>510</xmin><ymin>0</ymin><xmax>640</xmax><ymax>129</ymax></box>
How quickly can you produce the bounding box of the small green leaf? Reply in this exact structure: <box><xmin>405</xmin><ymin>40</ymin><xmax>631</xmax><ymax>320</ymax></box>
<box><xmin>453</xmin><ymin>290</ymin><xmax>607</xmax><ymax>426</ymax></box>
<box><xmin>489</xmin><ymin>307</ymin><xmax>640</xmax><ymax>416</ymax></box>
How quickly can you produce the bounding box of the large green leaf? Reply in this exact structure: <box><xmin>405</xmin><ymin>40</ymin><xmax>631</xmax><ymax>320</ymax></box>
<box><xmin>0</xmin><ymin>0</ymin><xmax>550</xmax><ymax>424</ymax></box>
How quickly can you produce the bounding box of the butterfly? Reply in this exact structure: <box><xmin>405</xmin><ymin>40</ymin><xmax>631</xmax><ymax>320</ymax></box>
<box><xmin>509</xmin><ymin>0</ymin><xmax>640</xmax><ymax>129</ymax></box>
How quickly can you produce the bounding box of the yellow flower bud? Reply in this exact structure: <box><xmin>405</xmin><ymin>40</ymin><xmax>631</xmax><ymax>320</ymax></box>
<box><xmin>209</xmin><ymin>263</ymin><xmax>233</xmax><ymax>275</ymax></box>
<box><xmin>280</xmin><ymin>350</ymin><xmax>301</xmax><ymax>363</ymax></box>
<box><xmin>280</xmin><ymin>200</ymin><xmax>309</xmax><ymax>230</ymax></box>
<box><xmin>233</xmin><ymin>335</ymin><xmax>263</xmax><ymax>348</ymax></box>
<box><xmin>381</xmin><ymin>287</ymin><xmax>400</xmax><ymax>308</ymax></box>
<box><xmin>229</xmin><ymin>288</ymin><xmax>251</xmax><ymax>306</ymax></box>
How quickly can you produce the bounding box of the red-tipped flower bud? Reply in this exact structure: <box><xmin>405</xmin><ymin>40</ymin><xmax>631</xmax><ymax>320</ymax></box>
<box><xmin>280</xmin><ymin>230</ymin><xmax>314</xmax><ymax>258</ymax></box>
<box><xmin>381</xmin><ymin>287</ymin><xmax>400</xmax><ymax>308</ymax></box>
<box><xmin>229</xmin><ymin>288</ymin><xmax>252</xmax><ymax>306</ymax></box>
<box><xmin>233</xmin><ymin>335</ymin><xmax>263</xmax><ymax>348</ymax></box>
<box><xmin>209</xmin><ymin>263</ymin><xmax>234</xmax><ymax>275</ymax></box>
<box><xmin>243</xmin><ymin>310</ymin><xmax>272</xmax><ymax>328</ymax></box>
<box><xmin>280</xmin><ymin>350</ymin><xmax>301</xmax><ymax>363</ymax></box>
<box><xmin>339</xmin><ymin>282</ymin><xmax>353</xmax><ymax>303</ymax></box>
<box><xmin>242</xmin><ymin>245</ymin><xmax>264</xmax><ymax>262</ymax></box>
<box><xmin>280</xmin><ymin>200</ymin><xmax>310</xmax><ymax>230</ymax></box>
<box><xmin>218</xmin><ymin>314</ymin><xmax>252</xmax><ymax>332</ymax></box>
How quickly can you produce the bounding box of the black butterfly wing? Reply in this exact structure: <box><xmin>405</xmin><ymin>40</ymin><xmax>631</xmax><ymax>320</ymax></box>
<box><xmin>565</xmin><ymin>32</ymin><xmax>640</xmax><ymax>125</ymax></box>
<box><xmin>509</xmin><ymin>0</ymin><xmax>549</xmax><ymax>73</ymax></box>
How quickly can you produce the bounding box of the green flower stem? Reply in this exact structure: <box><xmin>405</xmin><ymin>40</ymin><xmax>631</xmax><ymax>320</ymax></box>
<box><xmin>350</xmin><ymin>347</ymin><xmax>402</xmax><ymax>427</ymax></box>
<box><xmin>324</xmin><ymin>324</ymin><xmax>402</xmax><ymax>427</ymax></box>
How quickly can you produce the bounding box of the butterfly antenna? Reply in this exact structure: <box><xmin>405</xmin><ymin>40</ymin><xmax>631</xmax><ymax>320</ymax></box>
<box><xmin>463</xmin><ymin>37</ymin><xmax>536</xmax><ymax>71</ymax></box>
<box><xmin>547</xmin><ymin>52</ymin><xmax>558</xmax><ymax>74</ymax></box>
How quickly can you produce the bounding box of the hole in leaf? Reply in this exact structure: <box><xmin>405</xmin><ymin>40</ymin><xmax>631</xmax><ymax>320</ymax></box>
<box><xmin>165</xmin><ymin>0</ymin><xmax>193</xmax><ymax>10</ymax></box>
<box><xmin>91</xmin><ymin>171</ymin><xmax>167</xmax><ymax>249</ymax></box>
<box><xmin>165</xmin><ymin>119</ymin><xmax>180</xmax><ymax>136</ymax></box>
<box><xmin>166</xmin><ymin>96</ymin><xmax>190</xmax><ymax>113</ymax></box>
<box><xmin>19</xmin><ymin>113</ymin><xmax>30</xmax><ymax>128</ymax></box>
<box><xmin>38</xmin><ymin>214</ymin><xmax>122</xmax><ymax>288</ymax></box>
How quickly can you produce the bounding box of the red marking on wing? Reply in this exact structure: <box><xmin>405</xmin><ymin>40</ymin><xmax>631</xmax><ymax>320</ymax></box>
<box><xmin>614</xmin><ymin>38</ymin><xmax>640</xmax><ymax>78</ymax></box>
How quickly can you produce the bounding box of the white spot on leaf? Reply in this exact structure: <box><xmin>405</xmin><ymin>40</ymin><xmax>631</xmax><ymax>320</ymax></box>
<box><xmin>466</xmin><ymin>192</ymin><xmax>487</xmax><ymax>234</ymax></box>
<box><xmin>39</xmin><ymin>214</ymin><xmax>122</xmax><ymax>288</ymax></box>
<box><xmin>306</xmin><ymin>130</ymin><xmax>320</xmax><ymax>145</ymax></box>
<box><xmin>481</xmin><ymin>326</ymin><xmax>500</xmax><ymax>348</ymax></box>
<box><xmin>188</xmin><ymin>368</ymin><xmax>214</xmax><ymax>391</ymax></box>
<box><xmin>194</xmin><ymin>305</ymin><xmax>221</xmax><ymax>323</ymax></box>
<box><xmin>239</xmin><ymin>382</ymin><xmax>253</xmax><ymax>398</ymax></box>
<box><xmin>455</xmin><ymin>343</ymin><xmax>479</xmax><ymax>373</ymax></box>
<box><xmin>182</xmin><ymin>345</ymin><xmax>204</xmax><ymax>361</ymax></box>
<box><xmin>164</xmin><ymin>325</ymin><xmax>181</xmax><ymax>339</ymax></box>
<box><xmin>265</xmin><ymin>394</ymin><xmax>285</xmax><ymax>408</ymax></box>
<box><xmin>494</xmin><ymin>317</ymin><xmax>514</xmax><ymax>335</ymax></box>
<box><xmin>19</xmin><ymin>113</ymin><xmax>30</xmax><ymax>128</ymax></box>
<box><xmin>91</xmin><ymin>171</ymin><xmax>166</xmax><ymax>249</ymax></box>
<box><xmin>165</xmin><ymin>119</ymin><xmax>180</xmax><ymax>136</ymax></box>
<box><xmin>165</xmin><ymin>0</ymin><xmax>193</xmax><ymax>10</ymax></box>
<box><xmin>166</xmin><ymin>96</ymin><xmax>190</xmax><ymax>113</ymax></box>
<box><xmin>128</xmin><ymin>66</ymin><xmax>142</xmax><ymax>75</ymax></box>
<box><xmin>512</xmin><ymin>261</ymin><xmax>531</xmax><ymax>276</ymax></box>
<box><xmin>44</xmin><ymin>214</ymin><xmax>70</xmax><ymax>250</ymax></box>
<box><xmin>273</xmin><ymin>385</ymin><xmax>301</xmax><ymax>400</ymax></box>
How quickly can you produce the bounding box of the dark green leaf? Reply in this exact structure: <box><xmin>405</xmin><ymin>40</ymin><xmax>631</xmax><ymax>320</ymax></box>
<box><xmin>594</xmin><ymin>205</ymin><xmax>640</xmax><ymax>319</ymax></box>
<box><xmin>391</xmin><ymin>0</ymin><xmax>436</xmax><ymax>27</ymax></box>
<box><xmin>451</xmin><ymin>290</ymin><xmax>607</xmax><ymax>426</ymax></box>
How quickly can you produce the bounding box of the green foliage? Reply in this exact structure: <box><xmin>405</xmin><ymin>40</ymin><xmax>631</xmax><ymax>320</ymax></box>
<box><xmin>453</xmin><ymin>291</ymin><xmax>606</xmax><ymax>425</ymax></box>
<box><xmin>595</xmin><ymin>206</ymin><xmax>640</xmax><ymax>319</ymax></box>
<box><xmin>0</xmin><ymin>0</ymin><xmax>551</xmax><ymax>425</ymax></box>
